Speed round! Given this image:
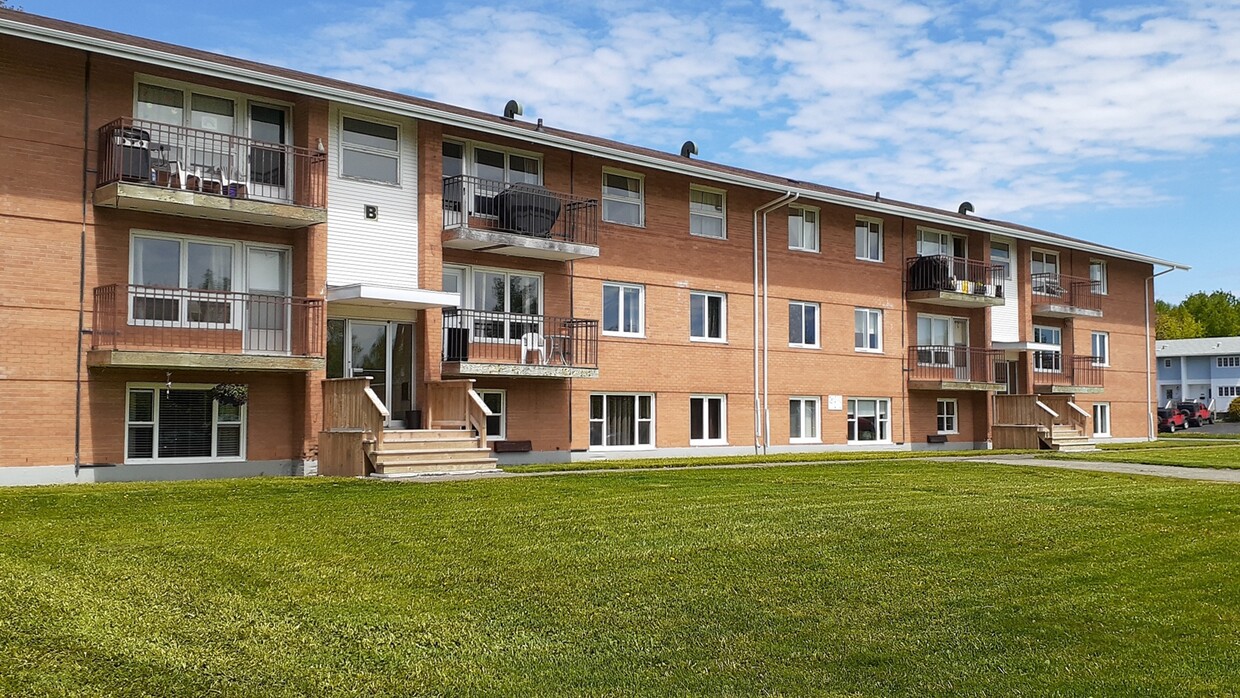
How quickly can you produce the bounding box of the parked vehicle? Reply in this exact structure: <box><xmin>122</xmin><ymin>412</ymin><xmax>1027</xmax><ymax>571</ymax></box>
<box><xmin>1158</xmin><ymin>408</ymin><xmax>1187</xmax><ymax>433</ymax></box>
<box><xmin>1176</xmin><ymin>401</ymin><xmax>1214</xmax><ymax>427</ymax></box>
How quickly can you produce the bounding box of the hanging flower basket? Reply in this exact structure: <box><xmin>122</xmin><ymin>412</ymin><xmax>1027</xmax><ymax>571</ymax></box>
<box><xmin>209</xmin><ymin>383</ymin><xmax>249</xmax><ymax>407</ymax></box>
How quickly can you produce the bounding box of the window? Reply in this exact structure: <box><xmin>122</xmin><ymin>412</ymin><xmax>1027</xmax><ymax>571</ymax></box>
<box><xmin>1093</xmin><ymin>403</ymin><xmax>1111</xmax><ymax>437</ymax></box>
<box><xmin>854</xmin><ymin>308</ymin><xmax>883</xmax><ymax>352</ymax></box>
<box><xmin>474</xmin><ymin>146</ymin><xmax>540</xmax><ymax>185</ymax></box>
<box><xmin>130</xmin><ymin>233</ymin><xmax>237</xmax><ymax>326</ymax></box>
<box><xmin>1033</xmin><ymin>325</ymin><xmax>1062</xmax><ymax>372</ymax></box>
<box><xmin>916</xmin><ymin>314</ymin><xmax>968</xmax><ymax>365</ymax></box>
<box><xmin>1219</xmin><ymin>386</ymin><xmax>1240</xmax><ymax>397</ymax></box>
<box><xmin>788</xmin><ymin>301</ymin><xmax>819</xmax><ymax>348</ymax></box>
<box><xmin>602</xmin><ymin>282</ymin><xmax>644</xmax><ymax>337</ymax></box>
<box><xmin>916</xmin><ymin>229</ymin><xmax>964</xmax><ymax>257</ymax></box>
<box><xmin>589</xmin><ymin>394</ymin><xmax>654</xmax><ymax>449</ymax></box>
<box><xmin>470</xmin><ymin>268</ymin><xmax>542</xmax><ymax>340</ymax></box>
<box><xmin>1164</xmin><ymin>358</ymin><xmax>1172</xmax><ymax>368</ymax></box>
<box><xmin>1090</xmin><ymin>260</ymin><xmax>1108</xmax><ymax>294</ymax></box>
<box><xmin>1091</xmin><ymin>332</ymin><xmax>1110</xmax><ymax>366</ymax></box>
<box><xmin>689</xmin><ymin>186</ymin><xmax>726</xmax><ymax>239</ymax></box>
<box><xmin>788</xmin><ymin>206</ymin><xmax>819</xmax><ymax>252</ymax></box>
<box><xmin>1031</xmin><ymin>250</ymin><xmax>1060</xmax><ymax>289</ymax></box>
<box><xmin>341</xmin><ymin>116</ymin><xmax>399</xmax><ymax>184</ymax></box>
<box><xmin>602</xmin><ymin>170</ymin><xmax>643</xmax><ymax>226</ymax></box>
<box><xmin>1218</xmin><ymin>356</ymin><xmax>1240</xmax><ymax>368</ymax></box>
<box><xmin>847</xmin><ymin>398</ymin><xmax>891</xmax><ymax>443</ymax></box>
<box><xmin>789</xmin><ymin>397</ymin><xmax>820</xmax><ymax>443</ymax></box>
<box><xmin>477</xmin><ymin>390</ymin><xmax>506</xmax><ymax>441</ymax></box>
<box><xmin>126</xmin><ymin>385</ymin><xmax>245</xmax><ymax>462</ymax></box>
<box><xmin>690</xmin><ymin>396</ymin><xmax>727</xmax><ymax>445</ymax></box>
<box><xmin>936</xmin><ymin>399</ymin><xmax>958</xmax><ymax>434</ymax></box>
<box><xmin>855</xmin><ymin>217</ymin><xmax>883</xmax><ymax>262</ymax></box>
<box><xmin>690</xmin><ymin>292</ymin><xmax>726</xmax><ymax>342</ymax></box>
<box><xmin>1165</xmin><ymin>388</ymin><xmax>1174</xmax><ymax>401</ymax></box>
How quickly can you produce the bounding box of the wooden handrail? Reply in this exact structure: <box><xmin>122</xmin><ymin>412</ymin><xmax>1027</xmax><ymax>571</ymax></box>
<box><xmin>466</xmin><ymin>388</ymin><xmax>492</xmax><ymax>442</ymax></box>
<box><xmin>1035</xmin><ymin>400</ymin><xmax>1059</xmax><ymax>419</ymax></box>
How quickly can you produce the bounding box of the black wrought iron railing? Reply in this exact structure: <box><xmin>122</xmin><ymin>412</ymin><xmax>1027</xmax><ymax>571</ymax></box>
<box><xmin>97</xmin><ymin>118</ymin><xmax>326</xmax><ymax>208</ymax></box>
<box><xmin>92</xmin><ymin>284</ymin><xmax>324</xmax><ymax>357</ymax></box>
<box><xmin>908</xmin><ymin>345</ymin><xmax>1007</xmax><ymax>384</ymax></box>
<box><xmin>442</xmin><ymin>308</ymin><xmax>598</xmax><ymax>368</ymax></box>
<box><xmin>1031</xmin><ymin>273</ymin><xmax>1102</xmax><ymax>313</ymax></box>
<box><xmin>442</xmin><ymin>175</ymin><xmax>598</xmax><ymax>245</ymax></box>
<box><xmin>906</xmin><ymin>255</ymin><xmax>1004</xmax><ymax>298</ymax></box>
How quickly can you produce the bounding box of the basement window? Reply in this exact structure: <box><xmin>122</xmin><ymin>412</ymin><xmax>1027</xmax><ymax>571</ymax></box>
<box><xmin>126</xmin><ymin>385</ymin><xmax>246</xmax><ymax>463</ymax></box>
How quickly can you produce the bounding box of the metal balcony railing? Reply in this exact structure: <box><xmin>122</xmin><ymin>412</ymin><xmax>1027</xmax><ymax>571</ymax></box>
<box><xmin>97</xmin><ymin>118</ymin><xmax>326</xmax><ymax>208</ymax></box>
<box><xmin>92</xmin><ymin>284</ymin><xmax>324</xmax><ymax>357</ymax></box>
<box><xmin>1033</xmin><ymin>353</ymin><xmax>1104</xmax><ymax>388</ymax></box>
<box><xmin>442</xmin><ymin>308</ymin><xmax>598</xmax><ymax>368</ymax></box>
<box><xmin>906</xmin><ymin>255</ymin><xmax>1005</xmax><ymax>298</ymax></box>
<box><xmin>1031</xmin><ymin>273</ymin><xmax>1102</xmax><ymax>313</ymax></box>
<box><xmin>908</xmin><ymin>345</ymin><xmax>1007</xmax><ymax>384</ymax></box>
<box><xmin>442</xmin><ymin>175</ymin><xmax>598</xmax><ymax>246</ymax></box>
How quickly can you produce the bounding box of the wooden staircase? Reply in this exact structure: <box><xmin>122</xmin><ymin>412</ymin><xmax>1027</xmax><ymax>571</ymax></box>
<box><xmin>368</xmin><ymin>428</ymin><xmax>498</xmax><ymax>477</ymax></box>
<box><xmin>1043</xmin><ymin>424</ymin><xmax>1097</xmax><ymax>452</ymax></box>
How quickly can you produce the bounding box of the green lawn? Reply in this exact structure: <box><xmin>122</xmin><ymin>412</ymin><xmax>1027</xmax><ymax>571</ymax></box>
<box><xmin>1044</xmin><ymin>444</ymin><xmax>1240</xmax><ymax>469</ymax></box>
<box><xmin>502</xmin><ymin>448</ymin><xmax>1037</xmax><ymax>473</ymax></box>
<box><xmin>2</xmin><ymin>464</ymin><xmax>1239</xmax><ymax>696</ymax></box>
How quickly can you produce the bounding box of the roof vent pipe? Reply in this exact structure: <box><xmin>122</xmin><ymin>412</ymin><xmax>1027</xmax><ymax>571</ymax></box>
<box><xmin>503</xmin><ymin>100</ymin><xmax>523</xmax><ymax>119</ymax></box>
<box><xmin>958</xmin><ymin>201</ymin><xmax>974</xmax><ymax>215</ymax></box>
<box><xmin>680</xmin><ymin>141</ymin><xmax>698</xmax><ymax>158</ymax></box>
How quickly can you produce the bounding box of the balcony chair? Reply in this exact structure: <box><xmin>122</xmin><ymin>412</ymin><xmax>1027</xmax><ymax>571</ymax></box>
<box><xmin>520</xmin><ymin>332</ymin><xmax>547</xmax><ymax>365</ymax></box>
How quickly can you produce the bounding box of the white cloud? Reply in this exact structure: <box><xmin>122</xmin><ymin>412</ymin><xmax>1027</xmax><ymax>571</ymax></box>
<box><xmin>240</xmin><ymin>0</ymin><xmax>1240</xmax><ymax>216</ymax></box>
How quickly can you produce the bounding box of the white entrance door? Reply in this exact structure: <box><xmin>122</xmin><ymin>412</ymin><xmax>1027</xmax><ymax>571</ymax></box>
<box><xmin>245</xmin><ymin>247</ymin><xmax>289</xmax><ymax>354</ymax></box>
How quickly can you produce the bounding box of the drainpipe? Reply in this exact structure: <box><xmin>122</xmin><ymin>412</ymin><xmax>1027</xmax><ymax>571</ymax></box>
<box><xmin>753</xmin><ymin>192</ymin><xmax>797</xmax><ymax>454</ymax></box>
<box><xmin>74</xmin><ymin>53</ymin><xmax>93</xmax><ymax>476</ymax></box>
<box><xmin>1145</xmin><ymin>267</ymin><xmax>1177</xmax><ymax>440</ymax></box>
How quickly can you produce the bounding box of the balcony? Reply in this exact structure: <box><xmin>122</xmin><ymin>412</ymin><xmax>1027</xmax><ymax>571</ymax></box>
<box><xmin>94</xmin><ymin>118</ymin><xmax>327</xmax><ymax>228</ymax></box>
<box><xmin>906</xmin><ymin>255</ymin><xmax>1006</xmax><ymax>308</ymax></box>
<box><xmin>442</xmin><ymin>175</ymin><xmax>599</xmax><ymax>260</ymax></box>
<box><xmin>441</xmin><ymin>308</ymin><xmax>599</xmax><ymax>379</ymax></box>
<box><xmin>1033</xmin><ymin>354</ymin><xmax>1104</xmax><ymax>394</ymax></box>
<box><xmin>907</xmin><ymin>346</ymin><xmax>1007</xmax><ymax>391</ymax></box>
<box><xmin>89</xmin><ymin>284</ymin><xmax>325</xmax><ymax>371</ymax></box>
<box><xmin>1032</xmin><ymin>273</ymin><xmax>1103</xmax><ymax>318</ymax></box>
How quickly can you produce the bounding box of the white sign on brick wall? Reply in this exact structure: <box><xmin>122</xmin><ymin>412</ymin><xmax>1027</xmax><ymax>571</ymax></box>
<box><xmin>827</xmin><ymin>395</ymin><xmax>843</xmax><ymax>411</ymax></box>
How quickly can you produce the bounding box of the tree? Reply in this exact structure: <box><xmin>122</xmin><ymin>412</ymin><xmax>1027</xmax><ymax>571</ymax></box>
<box><xmin>1179</xmin><ymin>291</ymin><xmax>1240</xmax><ymax>337</ymax></box>
<box><xmin>1155</xmin><ymin>305</ymin><xmax>1204</xmax><ymax>340</ymax></box>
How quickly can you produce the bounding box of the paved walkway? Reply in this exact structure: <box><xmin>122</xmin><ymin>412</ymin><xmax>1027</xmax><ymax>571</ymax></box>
<box><xmin>381</xmin><ymin>452</ymin><xmax>1240</xmax><ymax>484</ymax></box>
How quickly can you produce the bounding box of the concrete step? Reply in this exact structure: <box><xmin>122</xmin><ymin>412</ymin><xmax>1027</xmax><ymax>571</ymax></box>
<box><xmin>376</xmin><ymin>437</ymin><xmax>480</xmax><ymax>451</ymax></box>
<box><xmin>1054</xmin><ymin>443</ymin><xmax>1099</xmax><ymax>452</ymax></box>
<box><xmin>373</xmin><ymin>448</ymin><xmax>493</xmax><ymax>466</ymax></box>
<box><xmin>373</xmin><ymin>457</ymin><xmax>499</xmax><ymax>476</ymax></box>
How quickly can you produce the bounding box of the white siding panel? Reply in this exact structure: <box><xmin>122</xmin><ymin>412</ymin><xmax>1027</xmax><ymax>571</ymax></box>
<box><xmin>991</xmin><ymin>237</ymin><xmax>1019</xmax><ymax>342</ymax></box>
<box><xmin>326</xmin><ymin>106</ymin><xmax>420</xmax><ymax>289</ymax></box>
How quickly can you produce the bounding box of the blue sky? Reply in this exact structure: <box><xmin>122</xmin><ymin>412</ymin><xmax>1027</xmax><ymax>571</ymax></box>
<box><xmin>22</xmin><ymin>0</ymin><xmax>1240</xmax><ymax>301</ymax></box>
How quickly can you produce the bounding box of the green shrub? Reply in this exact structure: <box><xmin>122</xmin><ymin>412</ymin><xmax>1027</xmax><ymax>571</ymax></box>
<box><xmin>1228</xmin><ymin>397</ymin><xmax>1240</xmax><ymax>422</ymax></box>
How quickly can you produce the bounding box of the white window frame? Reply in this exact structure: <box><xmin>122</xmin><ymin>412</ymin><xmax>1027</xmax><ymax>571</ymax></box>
<box><xmin>689</xmin><ymin>291</ymin><xmax>727</xmax><ymax>343</ymax></box>
<box><xmin>477</xmin><ymin>389</ymin><xmax>506</xmax><ymax>441</ymax></box>
<box><xmin>602</xmin><ymin>282</ymin><xmax>645</xmax><ymax>338</ymax></box>
<box><xmin>689</xmin><ymin>395</ymin><xmax>728</xmax><ymax>446</ymax></box>
<box><xmin>124</xmin><ymin>383</ymin><xmax>247</xmax><ymax>464</ymax></box>
<box><xmin>788</xmin><ymin>301</ymin><xmax>820</xmax><ymax>349</ymax></box>
<box><xmin>1218</xmin><ymin>356</ymin><xmax>1240</xmax><ymax>368</ymax></box>
<box><xmin>915</xmin><ymin>313</ymin><xmax>969</xmax><ymax>366</ymax></box>
<box><xmin>443</xmin><ymin>264</ymin><xmax>545</xmax><ymax>343</ymax></box>
<box><xmin>1033</xmin><ymin>325</ymin><xmax>1063</xmax><ymax>372</ymax></box>
<box><xmin>689</xmin><ymin>185</ymin><xmax>727</xmax><ymax>239</ymax></box>
<box><xmin>847</xmin><ymin>398</ymin><xmax>892</xmax><ymax>444</ymax></box>
<box><xmin>936</xmin><ymin>398</ymin><xmax>958</xmax><ymax>435</ymax></box>
<box><xmin>588</xmin><ymin>393</ymin><xmax>655</xmax><ymax>450</ymax></box>
<box><xmin>854</xmin><ymin>308</ymin><xmax>883</xmax><ymax>353</ymax></box>
<box><xmin>1164</xmin><ymin>358</ymin><xmax>1172</xmax><ymax>368</ymax></box>
<box><xmin>855</xmin><ymin>216</ymin><xmax>883</xmax><ymax>262</ymax></box>
<box><xmin>133</xmin><ymin>74</ymin><xmax>294</xmax><ymax>138</ymax></box>
<box><xmin>127</xmin><ymin>230</ymin><xmax>292</xmax><ymax>332</ymax></box>
<box><xmin>1092</xmin><ymin>402</ymin><xmax>1111</xmax><ymax>437</ymax></box>
<box><xmin>1218</xmin><ymin>386</ymin><xmax>1240</xmax><ymax>398</ymax></box>
<box><xmin>339</xmin><ymin>113</ymin><xmax>401</xmax><ymax>185</ymax></box>
<box><xmin>1090</xmin><ymin>259</ymin><xmax>1108</xmax><ymax>295</ymax></box>
<box><xmin>1031</xmin><ymin>249</ymin><xmax>1061</xmax><ymax>277</ymax></box>
<box><xmin>601</xmin><ymin>168</ymin><xmax>644</xmax><ymax>227</ymax></box>
<box><xmin>788</xmin><ymin>205</ymin><xmax>820</xmax><ymax>253</ymax></box>
<box><xmin>1091</xmin><ymin>332</ymin><xmax>1110</xmax><ymax>367</ymax></box>
<box><xmin>916</xmin><ymin>228</ymin><xmax>966</xmax><ymax>258</ymax></box>
<box><xmin>789</xmin><ymin>396</ymin><xmax>821</xmax><ymax>443</ymax></box>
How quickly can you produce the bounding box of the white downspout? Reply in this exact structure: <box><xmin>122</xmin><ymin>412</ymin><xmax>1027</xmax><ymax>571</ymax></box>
<box><xmin>754</xmin><ymin>192</ymin><xmax>797</xmax><ymax>454</ymax></box>
<box><xmin>1146</xmin><ymin>267</ymin><xmax>1178</xmax><ymax>440</ymax></box>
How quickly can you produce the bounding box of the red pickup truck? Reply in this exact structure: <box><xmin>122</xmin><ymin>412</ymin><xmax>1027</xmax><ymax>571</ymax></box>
<box><xmin>1176</xmin><ymin>401</ymin><xmax>1214</xmax><ymax>427</ymax></box>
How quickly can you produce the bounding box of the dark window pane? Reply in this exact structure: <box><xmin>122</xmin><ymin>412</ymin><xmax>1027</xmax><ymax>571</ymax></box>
<box><xmin>157</xmin><ymin>389</ymin><xmax>212</xmax><ymax>458</ymax></box>
<box><xmin>128</xmin><ymin>425</ymin><xmax>154</xmax><ymax>459</ymax></box>
<box><xmin>342</xmin><ymin>117</ymin><xmax>398</xmax><ymax>151</ymax></box>
<box><xmin>342</xmin><ymin>149</ymin><xmax>398</xmax><ymax>183</ymax></box>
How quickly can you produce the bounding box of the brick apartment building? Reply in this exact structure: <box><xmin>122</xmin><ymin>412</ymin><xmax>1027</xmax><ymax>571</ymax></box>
<box><xmin>0</xmin><ymin>10</ymin><xmax>1187</xmax><ymax>484</ymax></box>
